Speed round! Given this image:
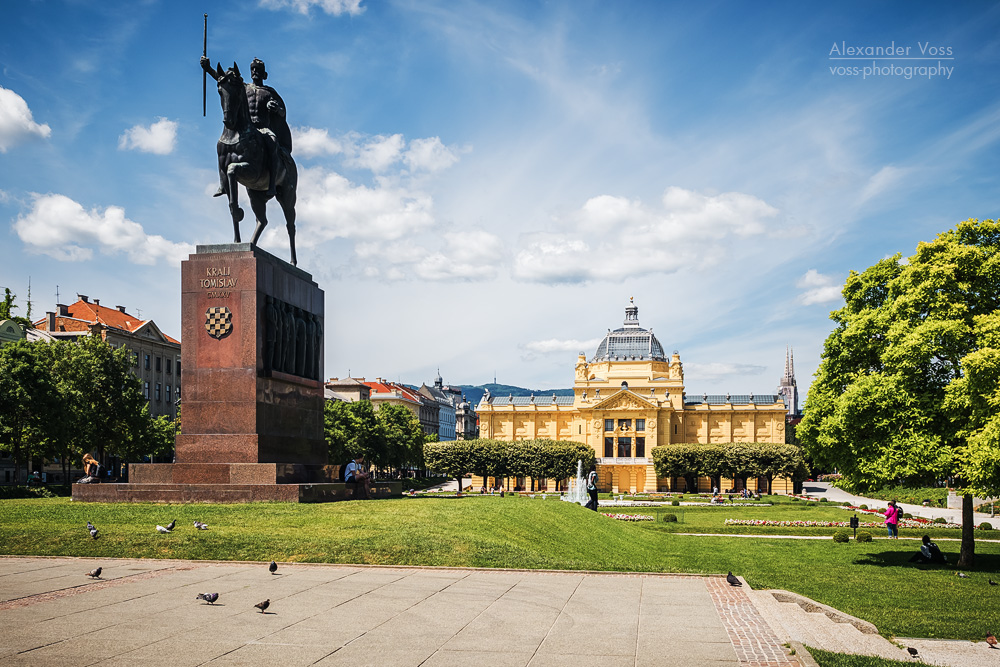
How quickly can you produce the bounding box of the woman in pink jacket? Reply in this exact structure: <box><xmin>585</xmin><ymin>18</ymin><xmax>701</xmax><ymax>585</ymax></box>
<box><xmin>885</xmin><ymin>500</ymin><xmax>899</xmax><ymax>539</ymax></box>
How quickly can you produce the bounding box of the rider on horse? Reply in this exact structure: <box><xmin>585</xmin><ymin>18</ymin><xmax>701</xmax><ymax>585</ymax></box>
<box><xmin>201</xmin><ymin>56</ymin><xmax>290</xmax><ymax>198</ymax></box>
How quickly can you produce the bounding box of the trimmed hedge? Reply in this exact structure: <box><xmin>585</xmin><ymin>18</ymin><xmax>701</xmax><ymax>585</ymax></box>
<box><xmin>856</xmin><ymin>531</ymin><xmax>873</xmax><ymax>543</ymax></box>
<box><xmin>832</xmin><ymin>530</ymin><xmax>850</xmax><ymax>543</ymax></box>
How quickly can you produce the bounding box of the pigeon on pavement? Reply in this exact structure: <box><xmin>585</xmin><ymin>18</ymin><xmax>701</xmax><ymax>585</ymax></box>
<box><xmin>726</xmin><ymin>571</ymin><xmax>742</xmax><ymax>587</ymax></box>
<box><xmin>164</xmin><ymin>519</ymin><xmax>176</xmax><ymax>531</ymax></box>
<box><xmin>196</xmin><ymin>592</ymin><xmax>219</xmax><ymax>604</ymax></box>
<box><xmin>156</xmin><ymin>525</ymin><xmax>171</xmax><ymax>533</ymax></box>
<box><xmin>987</xmin><ymin>632</ymin><xmax>998</xmax><ymax>649</ymax></box>
<box><xmin>86</xmin><ymin>567</ymin><xmax>102</xmax><ymax>579</ymax></box>
<box><xmin>255</xmin><ymin>599</ymin><xmax>270</xmax><ymax>613</ymax></box>
<box><xmin>907</xmin><ymin>647</ymin><xmax>919</xmax><ymax>657</ymax></box>
<box><xmin>269</xmin><ymin>561</ymin><xmax>278</xmax><ymax>575</ymax></box>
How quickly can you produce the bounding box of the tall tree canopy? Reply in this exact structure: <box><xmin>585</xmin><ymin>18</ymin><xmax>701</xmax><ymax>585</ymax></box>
<box><xmin>798</xmin><ymin>218</ymin><xmax>1000</xmax><ymax>567</ymax></box>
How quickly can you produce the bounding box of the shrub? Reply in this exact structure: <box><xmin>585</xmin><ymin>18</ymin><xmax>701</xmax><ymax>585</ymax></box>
<box><xmin>671</xmin><ymin>499</ymin><xmax>680</xmax><ymax>506</ymax></box>
<box><xmin>832</xmin><ymin>530</ymin><xmax>850</xmax><ymax>543</ymax></box>
<box><xmin>859</xmin><ymin>504</ymin><xmax>869</xmax><ymax>510</ymax></box>
<box><xmin>979</xmin><ymin>522</ymin><xmax>994</xmax><ymax>531</ymax></box>
<box><xmin>856</xmin><ymin>531</ymin><xmax>873</xmax><ymax>543</ymax></box>
<box><xmin>663</xmin><ymin>513</ymin><xmax>678</xmax><ymax>522</ymax></box>
<box><xmin>0</xmin><ymin>485</ymin><xmax>57</xmax><ymax>499</ymax></box>
<box><xmin>820</xmin><ymin>497</ymin><xmax>828</xmax><ymax>502</ymax></box>
<box><xmin>791</xmin><ymin>496</ymin><xmax>800</xmax><ymax>501</ymax></box>
<box><xmin>933</xmin><ymin>517</ymin><xmax>947</xmax><ymax>524</ymax></box>
<box><xmin>902</xmin><ymin>513</ymin><xmax>913</xmax><ymax>519</ymax></box>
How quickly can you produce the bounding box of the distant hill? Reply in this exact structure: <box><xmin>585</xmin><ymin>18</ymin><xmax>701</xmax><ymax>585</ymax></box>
<box><xmin>401</xmin><ymin>383</ymin><xmax>572</xmax><ymax>407</ymax></box>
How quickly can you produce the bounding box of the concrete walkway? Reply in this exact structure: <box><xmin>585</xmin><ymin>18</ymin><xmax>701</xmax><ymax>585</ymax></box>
<box><xmin>801</xmin><ymin>481</ymin><xmax>996</xmax><ymax>526</ymax></box>
<box><xmin>0</xmin><ymin>557</ymin><xmax>797</xmax><ymax>667</ymax></box>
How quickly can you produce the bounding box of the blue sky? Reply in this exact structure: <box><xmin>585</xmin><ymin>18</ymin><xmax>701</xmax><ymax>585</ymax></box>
<box><xmin>2</xmin><ymin>0</ymin><xmax>1000</xmax><ymax>396</ymax></box>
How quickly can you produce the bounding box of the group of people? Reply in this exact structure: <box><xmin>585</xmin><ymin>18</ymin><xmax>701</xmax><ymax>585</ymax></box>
<box><xmin>883</xmin><ymin>499</ymin><xmax>948</xmax><ymax>564</ymax></box>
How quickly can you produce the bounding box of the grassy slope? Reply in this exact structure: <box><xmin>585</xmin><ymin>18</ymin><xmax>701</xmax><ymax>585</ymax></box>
<box><xmin>1</xmin><ymin>496</ymin><xmax>996</xmax><ymax>639</ymax></box>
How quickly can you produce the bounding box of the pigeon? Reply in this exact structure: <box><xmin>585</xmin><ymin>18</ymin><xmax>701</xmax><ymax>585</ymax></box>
<box><xmin>726</xmin><ymin>571</ymin><xmax>742</xmax><ymax>587</ymax></box>
<box><xmin>89</xmin><ymin>526</ymin><xmax>99</xmax><ymax>539</ymax></box>
<box><xmin>87</xmin><ymin>520</ymin><xmax>95</xmax><ymax>532</ymax></box>
<box><xmin>86</xmin><ymin>567</ymin><xmax>102</xmax><ymax>579</ymax></box>
<box><xmin>957</xmin><ymin>571</ymin><xmax>970</xmax><ymax>578</ymax></box>
<box><xmin>255</xmin><ymin>599</ymin><xmax>270</xmax><ymax>613</ymax></box>
<box><xmin>990</xmin><ymin>579</ymin><xmax>998</xmax><ymax>586</ymax></box>
<box><xmin>269</xmin><ymin>560</ymin><xmax>277</xmax><ymax>575</ymax></box>
<box><xmin>156</xmin><ymin>525</ymin><xmax>171</xmax><ymax>533</ymax></box>
<box><xmin>987</xmin><ymin>632</ymin><xmax>998</xmax><ymax>649</ymax></box>
<box><xmin>164</xmin><ymin>519</ymin><xmax>176</xmax><ymax>531</ymax></box>
<box><xmin>907</xmin><ymin>647</ymin><xmax>919</xmax><ymax>657</ymax></box>
<box><xmin>196</xmin><ymin>592</ymin><xmax>219</xmax><ymax>604</ymax></box>
<box><xmin>193</xmin><ymin>521</ymin><xmax>209</xmax><ymax>530</ymax></box>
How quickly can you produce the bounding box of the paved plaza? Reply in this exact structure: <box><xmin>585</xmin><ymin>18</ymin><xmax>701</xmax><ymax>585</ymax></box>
<box><xmin>0</xmin><ymin>557</ymin><xmax>796</xmax><ymax>667</ymax></box>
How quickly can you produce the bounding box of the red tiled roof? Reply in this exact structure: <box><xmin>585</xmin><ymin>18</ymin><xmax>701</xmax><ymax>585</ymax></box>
<box><xmin>361</xmin><ymin>380</ymin><xmax>424</xmax><ymax>404</ymax></box>
<box><xmin>34</xmin><ymin>299</ymin><xmax>179</xmax><ymax>344</ymax></box>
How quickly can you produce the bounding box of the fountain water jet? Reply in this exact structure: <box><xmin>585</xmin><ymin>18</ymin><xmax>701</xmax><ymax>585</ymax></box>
<box><xmin>562</xmin><ymin>460</ymin><xmax>588</xmax><ymax>506</ymax></box>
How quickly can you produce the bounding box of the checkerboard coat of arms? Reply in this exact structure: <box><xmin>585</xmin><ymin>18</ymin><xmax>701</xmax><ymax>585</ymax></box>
<box><xmin>205</xmin><ymin>306</ymin><xmax>233</xmax><ymax>339</ymax></box>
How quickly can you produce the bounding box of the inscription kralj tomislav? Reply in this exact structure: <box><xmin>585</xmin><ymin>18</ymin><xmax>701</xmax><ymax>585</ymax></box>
<box><xmin>201</xmin><ymin>55</ymin><xmax>298</xmax><ymax>266</ymax></box>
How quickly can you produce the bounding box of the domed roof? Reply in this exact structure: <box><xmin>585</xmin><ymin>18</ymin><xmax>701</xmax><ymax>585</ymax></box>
<box><xmin>592</xmin><ymin>299</ymin><xmax>666</xmax><ymax>362</ymax></box>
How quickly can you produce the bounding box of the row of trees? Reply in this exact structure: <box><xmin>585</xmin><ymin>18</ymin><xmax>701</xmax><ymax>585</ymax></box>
<box><xmin>651</xmin><ymin>442</ymin><xmax>808</xmax><ymax>493</ymax></box>
<box><xmin>799</xmin><ymin>218</ymin><xmax>1000</xmax><ymax>568</ymax></box>
<box><xmin>324</xmin><ymin>399</ymin><xmax>429</xmax><ymax>472</ymax></box>
<box><xmin>423</xmin><ymin>438</ymin><xmax>597</xmax><ymax>491</ymax></box>
<box><xmin>0</xmin><ymin>337</ymin><xmax>174</xmax><ymax>484</ymax></box>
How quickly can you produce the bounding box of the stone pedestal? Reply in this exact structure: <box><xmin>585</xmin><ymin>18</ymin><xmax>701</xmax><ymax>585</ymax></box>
<box><xmin>73</xmin><ymin>244</ymin><xmax>398</xmax><ymax>503</ymax></box>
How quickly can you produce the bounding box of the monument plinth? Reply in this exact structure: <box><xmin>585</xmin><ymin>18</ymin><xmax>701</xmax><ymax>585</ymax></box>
<box><xmin>74</xmin><ymin>244</ymin><xmax>397</xmax><ymax>503</ymax></box>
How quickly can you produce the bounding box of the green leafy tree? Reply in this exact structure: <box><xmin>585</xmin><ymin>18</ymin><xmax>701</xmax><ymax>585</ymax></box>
<box><xmin>424</xmin><ymin>440</ymin><xmax>475</xmax><ymax>492</ymax></box>
<box><xmin>799</xmin><ymin>218</ymin><xmax>1000</xmax><ymax>568</ymax></box>
<box><xmin>651</xmin><ymin>443</ymin><xmax>702</xmax><ymax>492</ymax></box>
<box><xmin>0</xmin><ymin>340</ymin><xmax>60</xmax><ymax>484</ymax></box>
<box><xmin>324</xmin><ymin>400</ymin><xmax>386</xmax><ymax>466</ymax></box>
<box><xmin>0</xmin><ymin>288</ymin><xmax>33</xmax><ymax>330</ymax></box>
<box><xmin>377</xmin><ymin>402</ymin><xmax>426</xmax><ymax>471</ymax></box>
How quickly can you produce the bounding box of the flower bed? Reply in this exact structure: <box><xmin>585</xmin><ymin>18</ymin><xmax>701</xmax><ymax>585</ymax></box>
<box><xmin>838</xmin><ymin>505</ymin><xmax>963</xmax><ymax>529</ymax></box>
<box><xmin>602</xmin><ymin>513</ymin><xmax>654</xmax><ymax>521</ymax></box>
<box><xmin>725</xmin><ymin>517</ymin><xmax>961</xmax><ymax>529</ymax></box>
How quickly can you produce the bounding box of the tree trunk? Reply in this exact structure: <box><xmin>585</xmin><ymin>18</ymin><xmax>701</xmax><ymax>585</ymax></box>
<box><xmin>957</xmin><ymin>493</ymin><xmax>975</xmax><ymax>569</ymax></box>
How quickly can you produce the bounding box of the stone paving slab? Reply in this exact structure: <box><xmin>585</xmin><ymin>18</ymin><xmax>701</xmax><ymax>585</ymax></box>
<box><xmin>0</xmin><ymin>558</ymin><xmax>800</xmax><ymax>667</ymax></box>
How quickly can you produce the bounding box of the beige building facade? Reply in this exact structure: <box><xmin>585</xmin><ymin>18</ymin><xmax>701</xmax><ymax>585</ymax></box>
<box><xmin>476</xmin><ymin>301</ymin><xmax>791</xmax><ymax>494</ymax></box>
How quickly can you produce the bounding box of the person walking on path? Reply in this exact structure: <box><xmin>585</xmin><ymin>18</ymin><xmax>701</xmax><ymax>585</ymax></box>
<box><xmin>885</xmin><ymin>500</ymin><xmax>900</xmax><ymax>539</ymax></box>
<box><xmin>584</xmin><ymin>468</ymin><xmax>599</xmax><ymax>511</ymax></box>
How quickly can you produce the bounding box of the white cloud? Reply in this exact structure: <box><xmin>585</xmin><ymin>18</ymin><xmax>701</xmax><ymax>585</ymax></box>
<box><xmin>797</xmin><ymin>269</ymin><xmax>842</xmax><ymax>305</ymax></box>
<box><xmin>512</xmin><ymin>187</ymin><xmax>779</xmax><ymax>283</ymax></box>
<box><xmin>348</xmin><ymin>133</ymin><xmax>405</xmax><ymax>173</ymax></box>
<box><xmin>118</xmin><ymin>117</ymin><xmax>177</xmax><ymax>155</ymax></box>
<box><xmin>259</xmin><ymin>0</ymin><xmax>364</xmax><ymax>15</ymax></box>
<box><xmin>413</xmin><ymin>230</ymin><xmax>505</xmax><ymax>281</ymax></box>
<box><xmin>523</xmin><ymin>338</ymin><xmax>603</xmax><ymax>355</ymax></box>
<box><xmin>404</xmin><ymin>137</ymin><xmax>461</xmax><ymax>172</ymax></box>
<box><xmin>13</xmin><ymin>193</ymin><xmax>194</xmax><ymax>265</ymax></box>
<box><xmin>292</xmin><ymin>126</ymin><xmax>343</xmax><ymax>158</ymax></box>
<box><xmin>859</xmin><ymin>165</ymin><xmax>908</xmax><ymax>204</ymax></box>
<box><xmin>297</xmin><ymin>166</ymin><xmax>436</xmax><ymax>243</ymax></box>
<box><xmin>0</xmin><ymin>86</ymin><xmax>51</xmax><ymax>152</ymax></box>
<box><xmin>684</xmin><ymin>362</ymin><xmax>767</xmax><ymax>382</ymax></box>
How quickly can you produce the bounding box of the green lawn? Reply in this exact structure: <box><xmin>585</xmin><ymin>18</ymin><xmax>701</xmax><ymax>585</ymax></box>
<box><xmin>1</xmin><ymin>495</ymin><xmax>996</xmax><ymax>640</ymax></box>
<box><xmin>806</xmin><ymin>647</ymin><xmax>914</xmax><ymax>667</ymax></box>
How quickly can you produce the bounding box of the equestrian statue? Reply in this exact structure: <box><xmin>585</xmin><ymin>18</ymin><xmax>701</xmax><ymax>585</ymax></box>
<box><xmin>201</xmin><ymin>56</ymin><xmax>298</xmax><ymax>266</ymax></box>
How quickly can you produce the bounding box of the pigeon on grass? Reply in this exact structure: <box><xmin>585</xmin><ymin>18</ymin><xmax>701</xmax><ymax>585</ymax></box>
<box><xmin>193</xmin><ymin>521</ymin><xmax>209</xmax><ymax>530</ymax></box>
<box><xmin>164</xmin><ymin>519</ymin><xmax>176</xmax><ymax>531</ymax></box>
<box><xmin>89</xmin><ymin>526</ymin><xmax>99</xmax><ymax>539</ymax></box>
<box><xmin>987</xmin><ymin>632</ymin><xmax>998</xmax><ymax>649</ymax></box>
<box><xmin>86</xmin><ymin>567</ymin><xmax>102</xmax><ymax>579</ymax></box>
<box><xmin>156</xmin><ymin>525</ymin><xmax>171</xmax><ymax>534</ymax></box>
<box><xmin>726</xmin><ymin>571</ymin><xmax>742</xmax><ymax>587</ymax></box>
<box><xmin>196</xmin><ymin>592</ymin><xmax>219</xmax><ymax>604</ymax></box>
<box><xmin>269</xmin><ymin>561</ymin><xmax>278</xmax><ymax>575</ymax></box>
<box><xmin>990</xmin><ymin>579</ymin><xmax>998</xmax><ymax>586</ymax></box>
<box><xmin>957</xmin><ymin>571</ymin><xmax>970</xmax><ymax>578</ymax></box>
<box><xmin>255</xmin><ymin>599</ymin><xmax>270</xmax><ymax>613</ymax></box>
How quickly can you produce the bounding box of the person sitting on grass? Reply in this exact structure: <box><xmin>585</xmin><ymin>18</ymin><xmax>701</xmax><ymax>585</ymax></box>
<box><xmin>344</xmin><ymin>454</ymin><xmax>372</xmax><ymax>499</ymax></box>
<box><xmin>909</xmin><ymin>535</ymin><xmax>948</xmax><ymax>564</ymax></box>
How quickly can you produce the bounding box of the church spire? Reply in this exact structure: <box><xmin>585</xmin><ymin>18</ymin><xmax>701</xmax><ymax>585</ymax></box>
<box><xmin>778</xmin><ymin>346</ymin><xmax>798</xmax><ymax>416</ymax></box>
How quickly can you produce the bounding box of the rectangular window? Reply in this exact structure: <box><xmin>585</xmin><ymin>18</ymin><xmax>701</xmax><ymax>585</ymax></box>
<box><xmin>156</xmin><ymin>356</ymin><xmax>162</xmax><ymax>372</ymax></box>
<box><xmin>166</xmin><ymin>385</ymin><xmax>171</xmax><ymax>402</ymax></box>
<box><xmin>604</xmin><ymin>437</ymin><xmax>614</xmax><ymax>458</ymax></box>
<box><xmin>143</xmin><ymin>381</ymin><xmax>150</xmax><ymax>399</ymax></box>
<box><xmin>604</xmin><ymin>419</ymin><xmax>614</xmax><ymax>432</ymax></box>
<box><xmin>176</xmin><ymin>385</ymin><xmax>181</xmax><ymax>399</ymax></box>
<box><xmin>618</xmin><ymin>418</ymin><xmax>631</xmax><ymax>431</ymax></box>
<box><xmin>144</xmin><ymin>354</ymin><xmax>150</xmax><ymax>370</ymax></box>
<box><xmin>155</xmin><ymin>383</ymin><xmax>161</xmax><ymax>401</ymax></box>
<box><xmin>636</xmin><ymin>418</ymin><xmax>645</xmax><ymax>431</ymax></box>
<box><xmin>674</xmin><ymin>424</ymin><xmax>678</xmax><ymax>435</ymax></box>
<box><xmin>166</xmin><ymin>358</ymin><xmax>172</xmax><ymax>375</ymax></box>
<box><xmin>177</xmin><ymin>361</ymin><xmax>181</xmax><ymax>375</ymax></box>
<box><xmin>131</xmin><ymin>350</ymin><xmax>138</xmax><ymax>367</ymax></box>
<box><xmin>618</xmin><ymin>437</ymin><xmax>631</xmax><ymax>457</ymax></box>
<box><xmin>636</xmin><ymin>437</ymin><xmax>645</xmax><ymax>457</ymax></box>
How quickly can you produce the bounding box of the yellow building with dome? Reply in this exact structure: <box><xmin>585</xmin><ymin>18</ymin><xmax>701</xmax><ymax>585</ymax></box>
<box><xmin>476</xmin><ymin>301</ymin><xmax>792</xmax><ymax>494</ymax></box>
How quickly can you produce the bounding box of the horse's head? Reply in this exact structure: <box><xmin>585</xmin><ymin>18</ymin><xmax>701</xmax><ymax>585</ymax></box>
<box><xmin>215</xmin><ymin>62</ymin><xmax>248</xmax><ymax>130</ymax></box>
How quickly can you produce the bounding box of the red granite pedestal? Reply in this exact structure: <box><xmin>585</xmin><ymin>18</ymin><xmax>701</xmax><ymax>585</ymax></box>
<box><xmin>74</xmin><ymin>244</ymin><xmax>399</xmax><ymax>503</ymax></box>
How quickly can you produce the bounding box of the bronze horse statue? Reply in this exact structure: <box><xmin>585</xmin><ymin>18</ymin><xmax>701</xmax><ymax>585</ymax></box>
<box><xmin>211</xmin><ymin>62</ymin><xmax>297</xmax><ymax>265</ymax></box>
